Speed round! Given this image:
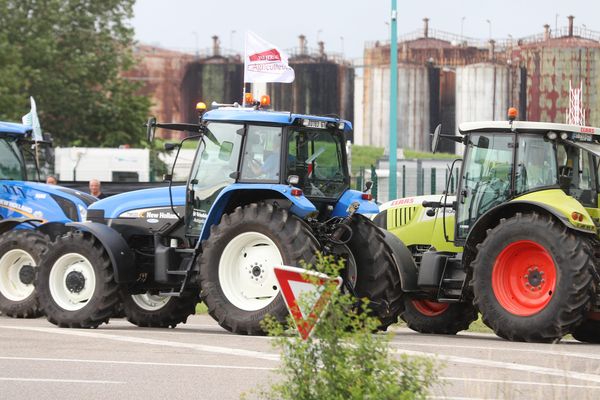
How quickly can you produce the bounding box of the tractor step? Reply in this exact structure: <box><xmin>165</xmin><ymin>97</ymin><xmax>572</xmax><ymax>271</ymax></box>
<box><xmin>157</xmin><ymin>291</ymin><xmax>182</xmax><ymax>297</ymax></box>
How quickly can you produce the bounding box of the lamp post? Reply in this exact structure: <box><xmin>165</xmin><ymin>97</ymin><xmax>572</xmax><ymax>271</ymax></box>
<box><xmin>389</xmin><ymin>0</ymin><xmax>398</xmax><ymax>199</ymax></box>
<box><xmin>486</xmin><ymin>19</ymin><xmax>492</xmax><ymax>39</ymax></box>
<box><xmin>230</xmin><ymin>30</ymin><xmax>236</xmax><ymax>51</ymax></box>
<box><xmin>340</xmin><ymin>36</ymin><xmax>344</xmax><ymax>54</ymax></box>
<box><xmin>461</xmin><ymin>16</ymin><xmax>466</xmax><ymax>40</ymax></box>
<box><xmin>192</xmin><ymin>31</ymin><xmax>199</xmax><ymax>58</ymax></box>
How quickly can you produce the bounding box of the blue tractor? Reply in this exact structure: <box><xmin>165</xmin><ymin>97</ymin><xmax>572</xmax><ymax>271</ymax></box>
<box><xmin>34</xmin><ymin>102</ymin><xmax>412</xmax><ymax>333</ymax></box>
<box><xmin>0</xmin><ymin>121</ymin><xmax>96</xmax><ymax>317</ymax></box>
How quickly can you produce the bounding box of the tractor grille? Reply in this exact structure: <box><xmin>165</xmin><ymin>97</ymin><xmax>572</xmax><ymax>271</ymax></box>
<box><xmin>388</xmin><ymin>206</ymin><xmax>418</xmax><ymax>229</ymax></box>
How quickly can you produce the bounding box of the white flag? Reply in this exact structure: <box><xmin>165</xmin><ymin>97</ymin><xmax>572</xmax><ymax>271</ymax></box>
<box><xmin>244</xmin><ymin>31</ymin><xmax>294</xmax><ymax>83</ymax></box>
<box><xmin>21</xmin><ymin>96</ymin><xmax>43</xmax><ymax>142</ymax></box>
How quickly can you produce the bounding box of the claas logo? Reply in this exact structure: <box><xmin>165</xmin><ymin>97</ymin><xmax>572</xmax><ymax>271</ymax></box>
<box><xmin>249</xmin><ymin>49</ymin><xmax>281</xmax><ymax>62</ymax></box>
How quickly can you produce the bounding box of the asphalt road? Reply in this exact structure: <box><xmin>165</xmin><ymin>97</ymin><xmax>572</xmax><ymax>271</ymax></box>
<box><xmin>1</xmin><ymin>314</ymin><xmax>599</xmax><ymax>400</ymax></box>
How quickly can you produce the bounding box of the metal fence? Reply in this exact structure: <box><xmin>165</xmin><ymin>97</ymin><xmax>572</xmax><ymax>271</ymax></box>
<box><xmin>351</xmin><ymin>159</ymin><xmax>461</xmax><ymax>203</ymax></box>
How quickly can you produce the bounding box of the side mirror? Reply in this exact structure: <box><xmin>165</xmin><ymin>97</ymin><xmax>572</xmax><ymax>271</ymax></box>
<box><xmin>363</xmin><ymin>181</ymin><xmax>373</xmax><ymax>193</ymax></box>
<box><xmin>431</xmin><ymin>124</ymin><xmax>442</xmax><ymax>153</ymax></box>
<box><xmin>146</xmin><ymin>117</ymin><xmax>157</xmax><ymax>143</ymax></box>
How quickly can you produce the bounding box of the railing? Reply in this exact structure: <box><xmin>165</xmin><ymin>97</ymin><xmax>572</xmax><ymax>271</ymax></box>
<box><xmin>352</xmin><ymin>162</ymin><xmax>461</xmax><ymax>203</ymax></box>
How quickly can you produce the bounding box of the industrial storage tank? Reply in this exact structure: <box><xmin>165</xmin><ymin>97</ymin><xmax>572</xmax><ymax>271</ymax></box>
<box><xmin>455</xmin><ymin>62</ymin><xmax>511</xmax><ymax>128</ymax></box>
<box><xmin>514</xmin><ymin>17</ymin><xmax>600</xmax><ymax>125</ymax></box>
<box><xmin>363</xmin><ymin>63</ymin><xmax>430</xmax><ymax>151</ymax></box>
<box><xmin>268</xmin><ymin>36</ymin><xmax>354</xmax><ymax>130</ymax></box>
<box><xmin>181</xmin><ymin>36</ymin><xmax>243</xmax><ymax>124</ymax></box>
<box><xmin>125</xmin><ymin>45</ymin><xmax>194</xmax><ymax>125</ymax></box>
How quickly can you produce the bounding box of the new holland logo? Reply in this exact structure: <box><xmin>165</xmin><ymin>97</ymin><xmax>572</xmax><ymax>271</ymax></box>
<box><xmin>248</xmin><ymin>48</ymin><xmax>281</xmax><ymax>62</ymax></box>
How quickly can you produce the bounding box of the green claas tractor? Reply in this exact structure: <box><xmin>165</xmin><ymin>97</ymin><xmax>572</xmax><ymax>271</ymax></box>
<box><xmin>374</xmin><ymin>114</ymin><xmax>600</xmax><ymax>343</ymax></box>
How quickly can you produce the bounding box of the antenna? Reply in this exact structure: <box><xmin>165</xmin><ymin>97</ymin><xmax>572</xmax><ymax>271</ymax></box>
<box><xmin>566</xmin><ymin>80</ymin><xmax>586</xmax><ymax>126</ymax></box>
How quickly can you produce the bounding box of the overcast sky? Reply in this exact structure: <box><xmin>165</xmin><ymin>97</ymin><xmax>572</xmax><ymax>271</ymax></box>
<box><xmin>132</xmin><ymin>0</ymin><xmax>599</xmax><ymax>60</ymax></box>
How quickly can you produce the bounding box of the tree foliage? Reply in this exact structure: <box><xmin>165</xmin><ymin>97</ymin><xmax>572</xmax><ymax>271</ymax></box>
<box><xmin>0</xmin><ymin>0</ymin><xmax>150</xmax><ymax>147</ymax></box>
<box><xmin>257</xmin><ymin>255</ymin><xmax>440</xmax><ymax>400</ymax></box>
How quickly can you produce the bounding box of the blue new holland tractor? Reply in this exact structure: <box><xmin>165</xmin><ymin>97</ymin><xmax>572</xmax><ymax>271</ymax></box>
<box><xmin>0</xmin><ymin>121</ymin><xmax>95</xmax><ymax>317</ymax></box>
<box><xmin>33</xmin><ymin>101</ymin><xmax>414</xmax><ymax>333</ymax></box>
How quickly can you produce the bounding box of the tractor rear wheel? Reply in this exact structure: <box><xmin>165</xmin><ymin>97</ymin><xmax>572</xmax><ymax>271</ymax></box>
<box><xmin>472</xmin><ymin>213</ymin><xmax>593</xmax><ymax>342</ymax></box>
<box><xmin>0</xmin><ymin>230</ymin><xmax>48</xmax><ymax>318</ymax></box>
<box><xmin>199</xmin><ymin>203</ymin><xmax>319</xmax><ymax>335</ymax></box>
<box><xmin>121</xmin><ymin>290</ymin><xmax>199</xmax><ymax>328</ymax></box>
<box><xmin>346</xmin><ymin>215</ymin><xmax>404</xmax><ymax>330</ymax></box>
<box><xmin>401</xmin><ymin>298</ymin><xmax>477</xmax><ymax>334</ymax></box>
<box><xmin>36</xmin><ymin>231</ymin><xmax>119</xmax><ymax>328</ymax></box>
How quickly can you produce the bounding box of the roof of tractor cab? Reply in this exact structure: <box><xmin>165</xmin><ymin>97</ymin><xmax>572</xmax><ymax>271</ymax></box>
<box><xmin>459</xmin><ymin>121</ymin><xmax>600</xmax><ymax>136</ymax></box>
<box><xmin>0</xmin><ymin>121</ymin><xmax>32</xmax><ymax>136</ymax></box>
<box><xmin>202</xmin><ymin>108</ymin><xmax>352</xmax><ymax>129</ymax></box>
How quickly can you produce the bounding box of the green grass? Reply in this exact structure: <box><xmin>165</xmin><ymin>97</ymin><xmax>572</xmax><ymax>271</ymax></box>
<box><xmin>350</xmin><ymin>145</ymin><xmax>384</xmax><ymax>174</ymax></box>
<box><xmin>350</xmin><ymin>145</ymin><xmax>459</xmax><ymax>175</ymax></box>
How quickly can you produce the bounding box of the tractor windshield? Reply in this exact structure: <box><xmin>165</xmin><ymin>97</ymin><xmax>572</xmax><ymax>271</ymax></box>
<box><xmin>0</xmin><ymin>136</ymin><xmax>27</xmax><ymax>180</ymax></box>
<box><xmin>456</xmin><ymin>133</ymin><xmax>513</xmax><ymax>240</ymax></box>
<box><xmin>286</xmin><ymin>127</ymin><xmax>348</xmax><ymax>199</ymax></box>
<box><xmin>186</xmin><ymin>122</ymin><xmax>243</xmax><ymax>237</ymax></box>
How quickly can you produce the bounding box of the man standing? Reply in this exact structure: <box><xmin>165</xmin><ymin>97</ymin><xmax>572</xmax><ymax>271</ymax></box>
<box><xmin>89</xmin><ymin>179</ymin><xmax>106</xmax><ymax>199</ymax></box>
<box><xmin>46</xmin><ymin>175</ymin><xmax>58</xmax><ymax>185</ymax></box>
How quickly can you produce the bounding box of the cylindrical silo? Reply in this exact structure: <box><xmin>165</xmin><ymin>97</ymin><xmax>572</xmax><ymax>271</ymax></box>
<box><xmin>363</xmin><ymin>63</ymin><xmax>430</xmax><ymax>152</ymax></box>
<box><xmin>268</xmin><ymin>59</ymin><xmax>355</xmax><ymax>129</ymax></box>
<box><xmin>455</xmin><ymin>63</ymin><xmax>511</xmax><ymax>127</ymax></box>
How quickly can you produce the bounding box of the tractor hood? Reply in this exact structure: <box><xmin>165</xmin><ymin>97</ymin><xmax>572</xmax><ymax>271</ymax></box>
<box><xmin>0</xmin><ymin>180</ymin><xmax>92</xmax><ymax>222</ymax></box>
<box><xmin>90</xmin><ymin>185</ymin><xmax>186</xmax><ymax>219</ymax></box>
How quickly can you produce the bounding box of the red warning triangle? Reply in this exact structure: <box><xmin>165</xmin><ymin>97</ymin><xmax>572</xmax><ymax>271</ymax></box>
<box><xmin>274</xmin><ymin>265</ymin><xmax>343</xmax><ymax>340</ymax></box>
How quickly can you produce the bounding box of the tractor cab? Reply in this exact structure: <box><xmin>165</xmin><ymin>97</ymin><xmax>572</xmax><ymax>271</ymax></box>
<box><xmin>172</xmin><ymin>103</ymin><xmax>356</xmax><ymax>241</ymax></box>
<box><xmin>454</xmin><ymin>120</ymin><xmax>600</xmax><ymax>243</ymax></box>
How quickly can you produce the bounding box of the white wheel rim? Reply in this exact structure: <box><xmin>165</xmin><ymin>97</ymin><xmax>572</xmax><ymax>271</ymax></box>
<box><xmin>219</xmin><ymin>232</ymin><xmax>283</xmax><ymax>311</ymax></box>
<box><xmin>131</xmin><ymin>293</ymin><xmax>171</xmax><ymax>311</ymax></box>
<box><xmin>0</xmin><ymin>249</ymin><xmax>36</xmax><ymax>301</ymax></box>
<box><xmin>49</xmin><ymin>253</ymin><xmax>96</xmax><ymax>311</ymax></box>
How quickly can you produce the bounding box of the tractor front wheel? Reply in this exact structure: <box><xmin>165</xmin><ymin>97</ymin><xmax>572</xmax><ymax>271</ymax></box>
<box><xmin>401</xmin><ymin>298</ymin><xmax>477</xmax><ymax>334</ymax></box>
<box><xmin>199</xmin><ymin>203</ymin><xmax>319</xmax><ymax>335</ymax></box>
<box><xmin>121</xmin><ymin>290</ymin><xmax>199</xmax><ymax>328</ymax></box>
<box><xmin>346</xmin><ymin>216</ymin><xmax>404</xmax><ymax>330</ymax></box>
<box><xmin>472</xmin><ymin>213</ymin><xmax>593</xmax><ymax>342</ymax></box>
<box><xmin>0</xmin><ymin>230</ymin><xmax>48</xmax><ymax>318</ymax></box>
<box><xmin>36</xmin><ymin>231</ymin><xmax>119</xmax><ymax>328</ymax></box>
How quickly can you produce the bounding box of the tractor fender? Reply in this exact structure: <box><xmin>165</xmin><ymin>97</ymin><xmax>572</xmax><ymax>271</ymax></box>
<box><xmin>65</xmin><ymin>222</ymin><xmax>136</xmax><ymax>283</ymax></box>
<box><xmin>465</xmin><ymin>200</ymin><xmax>595</xmax><ymax>247</ymax></box>
<box><xmin>199</xmin><ymin>183</ymin><xmax>317</xmax><ymax>241</ymax></box>
<box><xmin>0</xmin><ymin>218</ymin><xmax>43</xmax><ymax>235</ymax></box>
<box><xmin>381</xmin><ymin>229</ymin><xmax>419</xmax><ymax>291</ymax></box>
<box><xmin>331</xmin><ymin>189</ymin><xmax>379</xmax><ymax>217</ymax></box>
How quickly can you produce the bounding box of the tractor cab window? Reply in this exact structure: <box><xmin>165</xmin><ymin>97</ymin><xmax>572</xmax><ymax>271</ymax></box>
<box><xmin>558</xmin><ymin>143</ymin><xmax>597</xmax><ymax>207</ymax></box>
<box><xmin>515</xmin><ymin>135</ymin><xmax>558</xmax><ymax>194</ymax></box>
<box><xmin>186</xmin><ymin>122</ymin><xmax>243</xmax><ymax>238</ymax></box>
<box><xmin>286</xmin><ymin>128</ymin><xmax>347</xmax><ymax>199</ymax></box>
<box><xmin>240</xmin><ymin>125</ymin><xmax>282</xmax><ymax>182</ymax></box>
<box><xmin>0</xmin><ymin>137</ymin><xmax>26</xmax><ymax>180</ymax></box>
<box><xmin>456</xmin><ymin>133</ymin><xmax>513</xmax><ymax>240</ymax></box>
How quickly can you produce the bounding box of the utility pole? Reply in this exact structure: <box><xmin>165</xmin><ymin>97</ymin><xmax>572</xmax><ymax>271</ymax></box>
<box><xmin>389</xmin><ymin>0</ymin><xmax>398</xmax><ymax>199</ymax></box>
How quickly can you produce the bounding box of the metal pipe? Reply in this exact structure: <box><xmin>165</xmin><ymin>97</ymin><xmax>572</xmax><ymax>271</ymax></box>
<box><xmin>568</xmin><ymin>15</ymin><xmax>574</xmax><ymax>37</ymax></box>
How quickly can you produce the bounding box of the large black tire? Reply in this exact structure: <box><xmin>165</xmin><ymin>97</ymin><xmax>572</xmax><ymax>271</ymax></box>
<box><xmin>401</xmin><ymin>298</ymin><xmax>477</xmax><ymax>334</ymax></box>
<box><xmin>0</xmin><ymin>230</ymin><xmax>48</xmax><ymax>318</ymax></box>
<box><xmin>199</xmin><ymin>203</ymin><xmax>319</xmax><ymax>335</ymax></box>
<box><xmin>36</xmin><ymin>231</ymin><xmax>120</xmax><ymax>328</ymax></box>
<box><xmin>346</xmin><ymin>215</ymin><xmax>404</xmax><ymax>330</ymax></box>
<box><xmin>472</xmin><ymin>213</ymin><xmax>593</xmax><ymax>342</ymax></box>
<box><xmin>121</xmin><ymin>290</ymin><xmax>199</xmax><ymax>328</ymax></box>
<box><xmin>571</xmin><ymin>317</ymin><xmax>600</xmax><ymax>343</ymax></box>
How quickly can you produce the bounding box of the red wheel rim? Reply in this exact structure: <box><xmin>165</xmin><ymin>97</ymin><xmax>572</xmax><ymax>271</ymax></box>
<box><xmin>412</xmin><ymin>300</ymin><xmax>450</xmax><ymax>316</ymax></box>
<box><xmin>492</xmin><ymin>240</ymin><xmax>557</xmax><ymax>316</ymax></box>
